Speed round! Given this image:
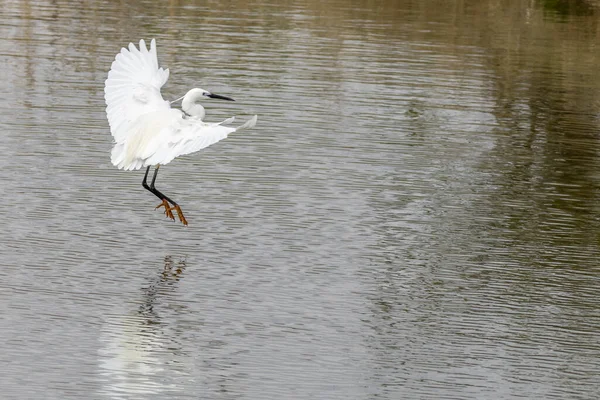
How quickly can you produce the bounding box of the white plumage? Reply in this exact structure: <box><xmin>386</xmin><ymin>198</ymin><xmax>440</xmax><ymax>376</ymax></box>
<box><xmin>103</xmin><ymin>39</ymin><xmax>257</xmax><ymax>225</ymax></box>
<box><xmin>104</xmin><ymin>39</ymin><xmax>257</xmax><ymax>171</ymax></box>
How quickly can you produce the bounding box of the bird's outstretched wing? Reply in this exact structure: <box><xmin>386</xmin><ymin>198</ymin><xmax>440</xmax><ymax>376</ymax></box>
<box><xmin>111</xmin><ymin>114</ymin><xmax>258</xmax><ymax>170</ymax></box>
<box><xmin>142</xmin><ymin>115</ymin><xmax>259</xmax><ymax>167</ymax></box>
<box><xmin>104</xmin><ymin>39</ymin><xmax>171</xmax><ymax>144</ymax></box>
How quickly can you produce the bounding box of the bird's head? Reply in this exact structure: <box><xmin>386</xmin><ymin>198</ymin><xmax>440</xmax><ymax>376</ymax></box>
<box><xmin>173</xmin><ymin>88</ymin><xmax>235</xmax><ymax>119</ymax></box>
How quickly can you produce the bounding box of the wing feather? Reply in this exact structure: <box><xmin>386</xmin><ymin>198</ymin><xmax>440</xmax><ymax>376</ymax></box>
<box><xmin>164</xmin><ymin>115</ymin><xmax>258</xmax><ymax>162</ymax></box>
<box><xmin>105</xmin><ymin>39</ymin><xmax>171</xmax><ymax>145</ymax></box>
<box><xmin>112</xmin><ymin>113</ymin><xmax>258</xmax><ymax>170</ymax></box>
<box><xmin>141</xmin><ymin>116</ymin><xmax>258</xmax><ymax>169</ymax></box>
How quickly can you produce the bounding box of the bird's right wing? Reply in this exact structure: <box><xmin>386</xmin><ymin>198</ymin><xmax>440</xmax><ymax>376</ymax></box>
<box><xmin>104</xmin><ymin>39</ymin><xmax>171</xmax><ymax>144</ymax></box>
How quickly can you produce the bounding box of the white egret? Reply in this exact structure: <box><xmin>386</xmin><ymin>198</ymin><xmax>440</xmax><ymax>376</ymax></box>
<box><xmin>104</xmin><ymin>39</ymin><xmax>257</xmax><ymax>226</ymax></box>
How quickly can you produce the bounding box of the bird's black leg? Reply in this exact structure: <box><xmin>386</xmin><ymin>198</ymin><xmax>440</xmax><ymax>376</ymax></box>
<box><xmin>141</xmin><ymin>165</ymin><xmax>188</xmax><ymax>225</ymax></box>
<box><xmin>148</xmin><ymin>165</ymin><xmax>179</xmax><ymax>206</ymax></box>
<box><xmin>142</xmin><ymin>166</ymin><xmax>154</xmax><ymax>193</ymax></box>
<box><xmin>142</xmin><ymin>165</ymin><xmax>172</xmax><ymax>220</ymax></box>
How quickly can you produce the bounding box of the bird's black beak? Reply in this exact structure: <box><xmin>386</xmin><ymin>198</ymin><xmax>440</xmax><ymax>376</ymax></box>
<box><xmin>206</xmin><ymin>92</ymin><xmax>235</xmax><ymax>101</ymax></box>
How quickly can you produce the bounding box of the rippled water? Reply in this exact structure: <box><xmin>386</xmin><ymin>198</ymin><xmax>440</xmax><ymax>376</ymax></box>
<box><xmin>2</xmin><ymin>0</ymin><xmax>600</xmax><ymax>399</ymax></box>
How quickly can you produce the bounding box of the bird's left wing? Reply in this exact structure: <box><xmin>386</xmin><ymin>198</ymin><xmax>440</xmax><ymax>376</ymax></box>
<box><xmin>105</xmin><ymin>39</ymin><xmax>171</xmax><ymax>143</ymax></box>
<box><xmin>142</xmin><ymin>116</ymin><xmax>258</xmax><ymax>167</ymax></box>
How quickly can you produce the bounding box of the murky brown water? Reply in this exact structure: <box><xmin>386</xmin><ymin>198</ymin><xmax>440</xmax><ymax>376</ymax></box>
<box><xmin>1</xmin><ymin>0</ymin><xmax>600</xmax><ymax>398</ymax></box>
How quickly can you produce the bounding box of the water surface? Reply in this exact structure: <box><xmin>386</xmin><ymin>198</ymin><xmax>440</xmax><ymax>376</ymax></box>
<box><xmin>1</xmin><ymin>0</ymin><xmax>599</xmax><ymax>399</ymax></box>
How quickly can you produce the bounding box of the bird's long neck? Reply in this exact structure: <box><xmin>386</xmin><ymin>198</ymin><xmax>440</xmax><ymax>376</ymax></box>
<box><xmin>181</xmin><ymin>97</ymin><xmax>206</xmax><ymax>119</ymax></box>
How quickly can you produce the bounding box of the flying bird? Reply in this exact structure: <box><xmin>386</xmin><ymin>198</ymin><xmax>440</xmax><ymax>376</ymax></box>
<box><xmin>104</xmin><ymin>39</ymin><xmax>257</xmax><ymax>226</ymax></box>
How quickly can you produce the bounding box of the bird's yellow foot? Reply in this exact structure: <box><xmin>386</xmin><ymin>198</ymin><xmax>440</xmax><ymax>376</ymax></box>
<box><xmin>174</xmin><ymin>205</ymin><xmax>188</xmax><ymax>226</ymax></box>
<box><xmin>155</xmin><ymin>199</ymin><xmax>175</xmax><ymax>220</ymax></box>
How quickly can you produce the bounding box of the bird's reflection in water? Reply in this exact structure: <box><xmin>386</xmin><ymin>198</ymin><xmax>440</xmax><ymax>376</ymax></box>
<box><xmin>138</xmin><ymin>255</ymin><xmax>187</xmax><ymax>317</ymax></box>
<box><xmin>97</xmin><ymin>256</ymin><xmax>187</xmax><ymax>399</ymax></box>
